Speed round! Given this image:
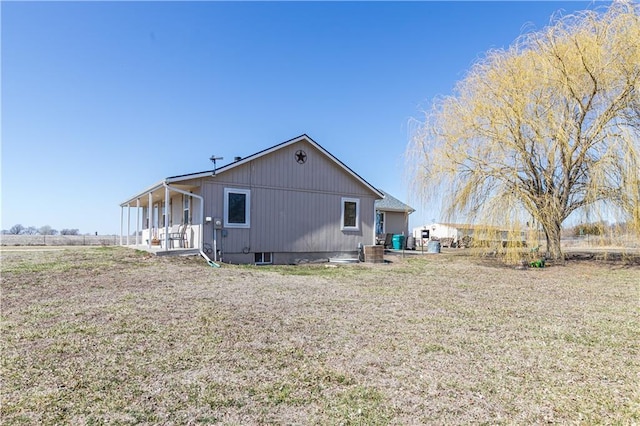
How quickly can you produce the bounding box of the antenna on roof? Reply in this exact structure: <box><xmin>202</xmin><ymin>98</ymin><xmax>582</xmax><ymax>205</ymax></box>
<box><xmin>209</xmin><ymin>155</ymin><xmax>223</xmax><ymax>173</ymax></box>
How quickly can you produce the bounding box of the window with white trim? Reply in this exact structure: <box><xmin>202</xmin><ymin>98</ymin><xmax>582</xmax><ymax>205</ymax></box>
<box><xmin>341</xmin><ymin>197</ymin><xmax>360</xmax><ymax>231</ymax></box>
<box><xmin>224</xmin><ymin>188</ymin><xmax>251</xmax><ymax>228</ymax></box>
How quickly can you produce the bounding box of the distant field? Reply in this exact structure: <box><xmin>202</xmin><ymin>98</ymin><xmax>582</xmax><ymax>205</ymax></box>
<box><xmin>1</xmin><ymin>247</ymin><xmax>638</xmax><ymax>424</ymax></box>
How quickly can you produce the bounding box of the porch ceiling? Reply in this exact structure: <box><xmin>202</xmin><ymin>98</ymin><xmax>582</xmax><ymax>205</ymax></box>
<box><xmin>122</xmin><ymin>183</ymin><xmax>199</xmax><ymax>208</ymax></box>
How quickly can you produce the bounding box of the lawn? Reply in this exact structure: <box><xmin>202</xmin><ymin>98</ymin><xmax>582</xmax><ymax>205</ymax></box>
<box><xmin>1</xmin><ymin>246</ymin><xmax>638</xmax><ymax>424</ymax></box>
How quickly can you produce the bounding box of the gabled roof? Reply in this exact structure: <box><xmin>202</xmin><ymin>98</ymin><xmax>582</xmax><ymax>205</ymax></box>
<box><xmin>121</xmin><ymin>134</ymin><xmax>383</xmax><ymax>206</ymax></box>
<box><xmin>375</xmin><ymin>190</ymin><xmax>415</xmax><ymax>213</ymax></box>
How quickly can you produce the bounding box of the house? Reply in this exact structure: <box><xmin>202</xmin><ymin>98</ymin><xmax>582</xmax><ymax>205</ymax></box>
<box><xmin>412</xmin><ymin>223</ymin><xmax>464</xmax><ymax>247</ymax></box>
<box><xmin>374</xmin><ymin>190</ymin><xmax>415</xmax><ymax>245</ymax></box>
<box><xmin>119</xmin><ymin>134</ymin><xmax>385</xmax><ymax>264</ymax></box>
<box><xmin>412</xmin><ymin>222</ymin><xmax>527</xmax><ymax>248</ymax></box>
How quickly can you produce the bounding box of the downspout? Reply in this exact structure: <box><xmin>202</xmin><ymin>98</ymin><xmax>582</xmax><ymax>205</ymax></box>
<box><xmin>213</xmin><ymin>221</ymin><xmax>218</xmax><ymax>262</ymax></box>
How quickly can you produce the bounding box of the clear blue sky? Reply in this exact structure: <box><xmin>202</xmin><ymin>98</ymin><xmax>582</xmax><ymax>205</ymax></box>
<box><xmin>1</xmin><ymin>1</ymin><xmax>606</xmax><ymax>235</ymax></box>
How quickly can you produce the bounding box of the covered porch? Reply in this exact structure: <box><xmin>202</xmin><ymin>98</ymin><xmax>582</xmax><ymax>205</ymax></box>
<box><xmin>119</xmin><ymin>177</ymin><xmax>208</xmax><ymax>254</ymax></box>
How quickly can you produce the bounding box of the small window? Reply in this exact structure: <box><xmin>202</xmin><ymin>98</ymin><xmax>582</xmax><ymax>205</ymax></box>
<box><xmin>224</xmin><ymin>188</ymin><xmax>251</xmax><ymax>228</ymax></box>
<box><xmin>341</xmin><ymin>197</ymin><xmax>360</xmax><ymax>231</ymax></box>
<box><xmin>254</xmin><ymin>252</ymin><xmax>272</xmax><ymax>264</ymax></box>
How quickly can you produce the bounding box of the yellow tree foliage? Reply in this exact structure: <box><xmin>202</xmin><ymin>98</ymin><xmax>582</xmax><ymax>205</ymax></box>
<box><xmin>407</xmin><ymin>2</ymin><xmax>640</xmax><ymax>261</ymax></box>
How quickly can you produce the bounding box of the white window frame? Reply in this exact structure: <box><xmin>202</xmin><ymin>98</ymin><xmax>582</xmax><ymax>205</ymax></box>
<box><xmin>224</xmin><ymin>188</ymin><xmax>251</xmax><ymax>228</ymax></box>
<box><xmin>341</xmin><ymin>197</ymin><xmax>360</xmax><ymax>231</ymax></box>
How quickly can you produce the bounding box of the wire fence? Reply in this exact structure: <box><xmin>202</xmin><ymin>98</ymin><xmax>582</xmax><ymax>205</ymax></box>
<box><xmin>0</xmin><ymin>235</ymin><xmax>119</xmax><ymax>247</ymax></box>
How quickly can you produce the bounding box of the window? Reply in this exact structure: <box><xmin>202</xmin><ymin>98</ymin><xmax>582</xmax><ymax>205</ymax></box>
<box><xmin>376</xmin><ymin>211</ymin><xmax>385</xmax><ymax>235</ymax></box>
<box><xmin>224</xmin><ymin>188</ymin><xmax>250</xmax><ymax>228</ymax></box>
<box><xmin>341</xmin><ymin>197</ymin><xmax>360</xmax><ymax>231</ymax></box>
<box><xmin>254</xmin><ymin>252</ymin><xmax>272</xmax><ymax>264</ymax></box>
<box><xmin>183</xmin><ymin>194</ymin><xmax>191</xmax><ymax>224</ymax></box>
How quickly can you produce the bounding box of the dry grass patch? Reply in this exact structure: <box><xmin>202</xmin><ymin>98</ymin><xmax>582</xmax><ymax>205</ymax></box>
<box><xmin>1</xmin><ymin>247</ymin><xmax>638</xmax><ymax>424</ymax></box>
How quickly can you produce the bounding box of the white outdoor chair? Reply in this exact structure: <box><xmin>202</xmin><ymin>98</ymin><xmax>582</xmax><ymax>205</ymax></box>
<box><xmin>168</xmin><ymin>224</ymin><xmax>185</xmax><ymax>248</ymax></box>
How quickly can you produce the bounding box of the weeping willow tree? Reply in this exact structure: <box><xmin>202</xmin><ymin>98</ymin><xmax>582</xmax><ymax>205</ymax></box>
<box><xmin>407</xmin><ymin>2</ymin><xmax>640</xmax><ymax>261</ymax></box>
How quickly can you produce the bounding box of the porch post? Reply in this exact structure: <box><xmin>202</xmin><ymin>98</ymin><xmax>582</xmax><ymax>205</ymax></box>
<box><xmin>129</xmin><ymin>204</ymin><xmax>134</xmax><ymax>245</ymax></box>
<box><xmin>119</xmin><ymin>206</ymin><xmax>124</xmax><ymax>246</ymax></box>
<box><xmin>163</xmin><ymin>185</ymin><xmax>170</xmax><ymax>250</ymax></box>
<box><xmin>148</xmin><ymin>192</ymin><xmax>153</xmax><ymax>248</ymax></box>
<box><xmin>136</xmin><ymin>198</ymin><xmax>140</xmax><ymax>245</ymax></box>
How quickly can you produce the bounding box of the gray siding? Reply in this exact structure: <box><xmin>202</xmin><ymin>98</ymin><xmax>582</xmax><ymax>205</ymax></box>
<box><xmin>212</xmin><ymin>140</ymin><xmax>370</xmax><ymax>194</ymax></box>
<box><xmin>384</xmin><ymin>211</ymin><xmax>410</xmax><ymax>236</ymax></box>
<box><xmin>200</xmin><ymin>139</ymin><xmax>378</xmax><ymax>262</ymax></box>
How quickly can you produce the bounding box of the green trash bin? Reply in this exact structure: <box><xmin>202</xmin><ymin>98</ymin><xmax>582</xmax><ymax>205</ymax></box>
<box><xmin>392</xmin><ymin>234</ymin><xmax>405</xmax><ymax>250</ymax></box>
